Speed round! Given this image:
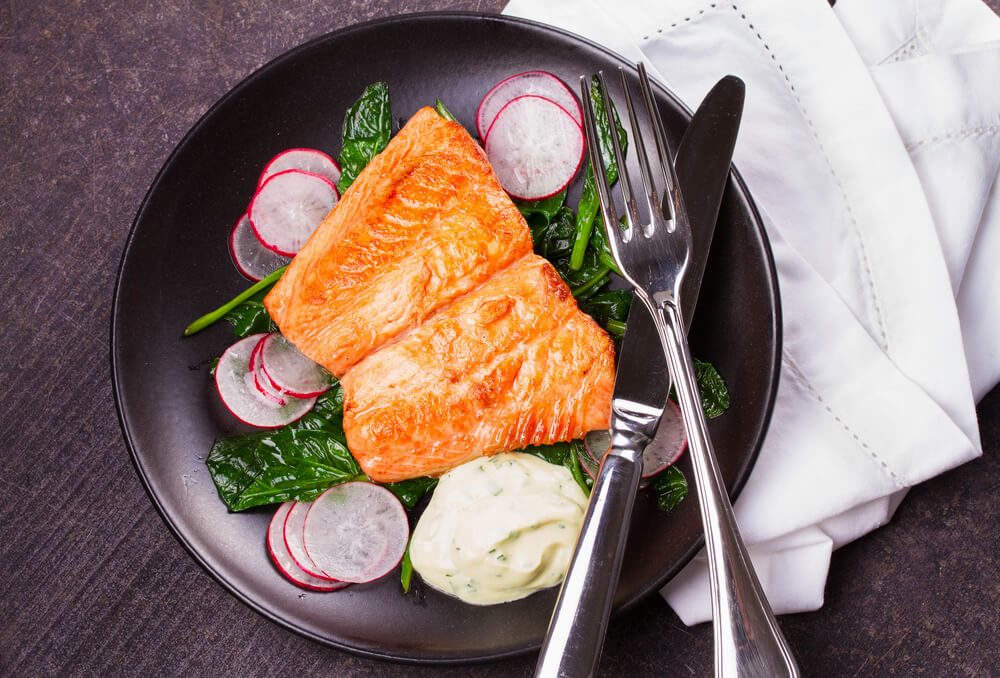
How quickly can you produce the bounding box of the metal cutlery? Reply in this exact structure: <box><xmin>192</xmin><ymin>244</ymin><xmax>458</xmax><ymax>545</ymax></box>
<box><xmin>535</xmin><ymin>65</ymin><xmax>799</xmax><ymax>678</ymax></box>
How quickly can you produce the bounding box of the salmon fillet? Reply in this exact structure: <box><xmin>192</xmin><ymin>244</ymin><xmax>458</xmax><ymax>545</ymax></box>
<box><xmin>340</xmin><ymin>255</ymin><xmax>615</xmax><ymax>483</ymax></box>
<box><xmin>264</xmin><ymin>107</ymin><xmax>533</xmax><ymax>377</ymax></box>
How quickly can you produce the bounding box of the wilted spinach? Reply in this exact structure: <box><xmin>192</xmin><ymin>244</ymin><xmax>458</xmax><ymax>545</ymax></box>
<box><xmin>207</xmin><ymin>425</ymin><xmax>362</xmax><ymax>512</ymax></box>
<box><xmin>207</xmin><ymin>385</ymin><xmax>438</xmax><ymax>512</ymax></box>
<box><xmin>223</xmin><ymin>287</ymin><xmax>277</xmax><ymax>338</ymax></box>
<box><xmin>579</xmin><ymin>289</ymin><xmax>631</xmax><ymax>329</ymax></box>
<box><xmin>516</xmin><ymin>191</ymin><xmax>567</xmax><ymax>228</ymax></box>
<box><xmin>337</xmin><ymin>82</ymin><xmax>392</xmax><ymax>193</ymax></box>
<box><xmin>529</xmin><ymin>205</ymin><xmax>575</xmax><ymax>260</ymax></box>
<box><xmin>384</xmin><ymin>477</ymin><xmax>439</xmax><ymax>509</ymax></box>
<box><xmin>694</xmin><ymin>359</ymin><xmax>730</xmax><ymax>419</ymax></box>
<box><xmin>651</xmin><ymin>466</ymin><xmax>688</xmax><ymax>513</ymax></box>
<box><xmin>522</xmin><ymin>442</ymin><xmax>592</xmax><ymax>496</ymax></box>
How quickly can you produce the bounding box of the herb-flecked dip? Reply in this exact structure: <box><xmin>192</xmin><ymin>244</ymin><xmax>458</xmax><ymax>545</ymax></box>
<box><xmin>409</xmin><ymin>453</ymin><xmax>588</xmax><ymax>605</ymax></box>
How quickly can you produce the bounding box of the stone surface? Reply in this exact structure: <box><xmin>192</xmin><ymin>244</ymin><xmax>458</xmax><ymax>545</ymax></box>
<box><xmin>1</xmin><ymin>1</ymin><xmax>998</xmax><ymax>676</ymax></box>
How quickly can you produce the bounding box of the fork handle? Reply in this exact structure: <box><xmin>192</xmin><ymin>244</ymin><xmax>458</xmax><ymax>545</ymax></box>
<box><xmin>653</xmin><ymin>301</ymin><xmax>800</xmax><ymax>678</ymax></box>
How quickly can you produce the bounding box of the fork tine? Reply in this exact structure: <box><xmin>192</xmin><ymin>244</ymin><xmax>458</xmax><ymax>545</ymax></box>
<box><xmin>618</xmin><ymin>67</ymin><xmax>659</xmax><ymax>238</ymax></box>
<box><xmin>595</xmin><ymin>71</ymin><xmax>640</xmax><ymax>237</ymax></box>
<box><xmin>636</xmin><ymin>62</ymin><xmax>678</xmax><ymax>223</ymax></box>
<box><xmin>580</xmin><ymin>75</ymin><xmax>627</xmax><ymax>253</ymax></box>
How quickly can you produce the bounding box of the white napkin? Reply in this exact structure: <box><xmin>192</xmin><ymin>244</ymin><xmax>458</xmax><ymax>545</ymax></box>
<box><xmin>503</xmin><ymin>0</ymin><xmax>1000</xmax><ymax>623</ymax></box>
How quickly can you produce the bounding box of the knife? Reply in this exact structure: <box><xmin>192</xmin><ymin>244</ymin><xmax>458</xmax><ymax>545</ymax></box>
<box><xmin>535</xmin><ymin>75</ymin><xmax>745</xmax><ymax>678</ymax></box>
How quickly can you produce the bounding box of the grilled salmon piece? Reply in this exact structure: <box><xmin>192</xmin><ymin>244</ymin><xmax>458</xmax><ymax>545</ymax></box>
<box><xmin>264</xmin><ymin>107</ymin><xmax>533</xmax><ymax>377</ymax></box>
<box><xmin>341</xmin><ymin>255</ymin><xmax>615</xmax><ymax>483</ymax></box>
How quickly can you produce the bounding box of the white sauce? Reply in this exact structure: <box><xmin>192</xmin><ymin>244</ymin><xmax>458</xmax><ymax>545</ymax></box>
<box><xmin>409</xmin><ymin>452</ymin><xmax>588</xmax><ymax>605</ymax></box>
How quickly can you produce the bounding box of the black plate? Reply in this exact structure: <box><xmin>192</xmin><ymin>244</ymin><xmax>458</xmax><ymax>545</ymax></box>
<box><xmin>111</xmin><ymin>12</ymin><xmax>780</xmax><ymax>665</ymax></box>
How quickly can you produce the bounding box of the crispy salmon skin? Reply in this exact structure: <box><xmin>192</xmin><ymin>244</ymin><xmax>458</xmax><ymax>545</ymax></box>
<box><xmin>341</xmin><ymin>255</ymin><xmax>615</xmax><ymax>483</ymax></box>
<box><xmin>264</xmin><ymin>107</ymin><xmax>533</xmax><ymax>377</ymax></box>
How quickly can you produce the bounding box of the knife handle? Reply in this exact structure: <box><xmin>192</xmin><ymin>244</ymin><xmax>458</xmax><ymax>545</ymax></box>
<box><xmin>534</xmin><ymin>448</ymin><xmax>644</xmax><ymax>678</ymax></box>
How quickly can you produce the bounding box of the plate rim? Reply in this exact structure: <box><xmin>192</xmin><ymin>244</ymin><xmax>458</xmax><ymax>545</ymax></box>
<box><xmin>110</xmin><ymin>10</ymin><xmax>781</xmax><ymax>665</ymax></box>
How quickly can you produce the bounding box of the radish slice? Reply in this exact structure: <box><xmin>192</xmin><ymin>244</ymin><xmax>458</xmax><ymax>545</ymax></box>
<box><xmin>259</xmin><ymin>333</ymin><xmax>331</xmax><ymax>398</ymax></box>
<box><xmin>248</xmin><ymin>170</ymin><xmax>338</xmax><ymax>256</ymax></box>
<box><xmin>248</xmin><ymin>336</ymin><xmax>288</xmax><ymax>407</ymax></box>
<box><xmin>584</xmin><ymin>429</ymin><xmax>611</xmax><ymax>463</ymax></box>
<box><xmin>303</xmin><ymin>482</ymin><xmax>409</xmax><ymax>584</ymax></box>
<box><xmin>642</xmin><ymin>401</ymin><xmax>687</xmax><ymax>477</ymax></box>
<box><xmin>577</xmin><ymin>445</ymin><xmax>599</xmax><ymax>480</ymax></box>
<box><xmin>268</xmin><ymin>502</ymin><xmax>349</xmax><ymax>591</ymax></box>
<box><xmin>258</xmin><ymin>148</ymin><xmax>342</xmax><ymax>188</ymax></box>
<box><xmin>215</xmin><ymin>334</ymin><xmax>316</xmax><ymax>428</ymax></box>
<box><xmin>476</xmin><ymin>70</ymin><xmax>582</xmax><ymax>141</ymax></box>
<box><xmin>283</xmin><ymin>501</ymin><xmax>339</xmax><ymax>581</ymax></box>
<box><xmin>228</xmin><ymin>213</ymin><xmax>290</xmax><ymax>282</ymax></box>
<box><xmin>583</xmin><ymin>401</ymin><xmax>688</xmax><ymax>479</ymax></box>
<box><xmin>484</xmin><ymin>95</ymin><xmax>584</xmax><ymax>201</ymax></box>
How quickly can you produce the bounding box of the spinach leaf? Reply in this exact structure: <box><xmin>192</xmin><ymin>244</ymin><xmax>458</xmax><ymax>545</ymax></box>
<box><xmin>207</xmin><ymin>428</ymin><xmax>362</xmax><ymax>512</ymax></box>
<box><xmin>579</xmin><ymin>289</ymin><xmax>631</xmax><ymax>328</ymax></box>
<box><xmin>569</xmin><ymin>77</ymin><xmax>628</xmax><ymax>271</ymax></box>
<box><xmin>400</xmin><ymin>541</ymin><xmax>414</xmax><ymax>593</ymax></box>
<box><xmin>530</xmin><ymin>205</ymin><xmax>576</xmax><ymax>260</ymax></box>
<box><xmin>223</xmin><ymin>286</ymin><xmax>277</xmax><ymax>338</ymax></box>
<box><xmin>521</xmin><ymin>442</ymin><xmax>591</xmax><ymax>497</ymax></box>
<box><xmin>567</xmin><ymin>441</ymin><xmax>593</xmax><ymax>493</ymax></box>
<box><xmin>652</xmin><ymin>466</ymin><xmax>688</xmax><ymax>513</ymax></box>
<box><xmin>384</xmin><ymin>477</ymin><xmax>438</xmax><ymax>509</ymax></box>
<box><xmin>520</xmin><ymin>441</ymin><xmax>572</xmax><ymax>466</ymax></box>
<box><xmin>291</xmin><ymin>384</ymin><xmax>346</xmax><ymax>433</ymax></box>
<box><xmin>516</xmin><ymin>191</ymin><xmax>567</xmax><ymax>228</ymax></box>
<box><xmin>695</xmin><ymin>359</ymin><xmax>731</xmax><ymax>419</ymax></box>
<box><xmin>337</xmin><ymin>82</ymin><xmax>392</xmax><ymax>193</ymax></box>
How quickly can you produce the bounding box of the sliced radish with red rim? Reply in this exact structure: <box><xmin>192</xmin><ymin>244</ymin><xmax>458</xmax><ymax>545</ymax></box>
<box><xmin>476</xmin><ymin>70</ymin><xmax>581</xmax><ymax>141</ymax></box>
<box><xmin>249</xmin><ymin>169</ymin><xmax>338</xmax><ymax>257</ymax></box>
<box><xmin>247</xmin><ymin>336</ymin><xmax>289</xmax><ymax>407</ymax></box>
<box><xmin>642</xmin><ymin>400</ymin><xmax>687</xmax><ymax>477</ymax></box>
<box><xmin>583</xmin><ymin>401</ymin><xmax>687</xmax><ymax>479</ymax></box>
<box><xmin>577</xmin><ymin>444</ymin><xmax>599</xmax><ymax>480</ymax></box>
<box><xmin>267</xmin><ymin>502</ymin><xmax>349</xmax><ymax>591</ymax></box>
<box><xmin>259</xmin><ymin>333</ymin><xmax>331</xmax><ymax>398</ymax></box>
<box><xmin>283</xmin><ymin>500</ymin><xmax>338</xmax><ymax>581</ymax></box>
<box><xmin>484</xmin><ymin>95</ymin><xmax>584</xmax><ymax>201</ymax></box>
<box><xmin>228</xmin><ymin>213</ymin><xmax>290</xmax><ymax>282</ymax></box>
<box><xmin>258</xmin><ymin>148</ymin><xmax>342</xmax><ymax>188</ymax></box>
<box><xmin>303</xmin><ymin>482</ymin><xmax>409</xmax><ymax>584</ymax></box>
<box><xmin>215</xmin><ymin>334</ymin><xmax>316</xmax><ymax>428</ymax></box>
<box><xmin>584</xmin><ymin>429</ymin><xmax>610</xmax><ymax>463</ymax></box>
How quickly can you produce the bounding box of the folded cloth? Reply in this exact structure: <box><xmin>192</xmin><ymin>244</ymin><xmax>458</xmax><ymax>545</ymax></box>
<box><xmin>503</xmin><ymin>0</ymin><xmax>1000</xmax><ymax>624</ymax></box>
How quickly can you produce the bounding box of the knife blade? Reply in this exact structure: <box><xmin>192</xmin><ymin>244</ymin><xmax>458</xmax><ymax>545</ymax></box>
<box><xmin>615</xmin><ymin>75</ymin><xmax>745</xmax><ymax>435</ymax></box>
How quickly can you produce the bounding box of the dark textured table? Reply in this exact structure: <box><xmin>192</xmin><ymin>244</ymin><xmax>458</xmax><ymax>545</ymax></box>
<box><xmin>2</xmin><ymin>1</ymin><xmax>998</xmax><ymax>676</ymax></box>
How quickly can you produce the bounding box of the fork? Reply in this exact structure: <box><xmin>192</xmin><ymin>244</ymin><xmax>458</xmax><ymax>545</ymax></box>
<box><xmin>535</xmin><ymin>65</ymin><xmax>800</xmax><ymax>678</ymax></box>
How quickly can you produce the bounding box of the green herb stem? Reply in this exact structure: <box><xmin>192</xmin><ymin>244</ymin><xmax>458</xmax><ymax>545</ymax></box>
<box><xmin>605</xmin><ymin>319</ymin><xmax>627</xmax><ymax>337</ymax></box>
<box><xmin>400</xmin><ymin>542</ymin><xmax>414</xmax><ymax>593</ymax></box>
<box><xmin>571</xmin><ymin>265</ymin><xmax>611</xmax><ymax>298</ymax></box>
<box><xmin>570</xmin><ymin>170</ymin><xmax>599</xmax><ymax>271</ymax></box>
<box><xmin>183</xmin><ymin>265</ymin><xmax>287</xmax><ymax>336</ymax></box>
<box><xmin>435</xmin><ymin>98</ymin><xmax>457</xmax><ymax>122</ymax></box>
<box><xmin>598</xmin><ymin>250</ymin><xmax>620</xmax><ymax>275</ymax></box>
